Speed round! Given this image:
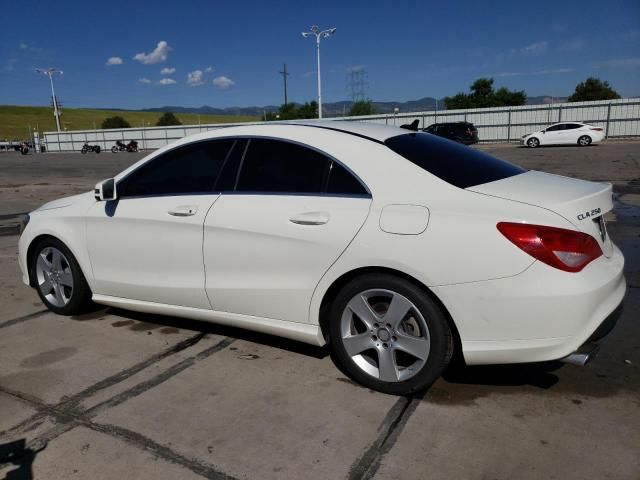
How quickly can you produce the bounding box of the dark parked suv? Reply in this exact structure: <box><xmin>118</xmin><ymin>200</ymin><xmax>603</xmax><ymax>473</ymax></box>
<box><xmin>422</xmin><ymin>122</ymin><xmax>479</xmax><ymax>145</ymax></box>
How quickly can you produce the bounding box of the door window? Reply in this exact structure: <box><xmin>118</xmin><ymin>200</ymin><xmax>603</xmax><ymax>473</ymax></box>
<box><xmin>236</xmin><ymin>139</ymin><xmax>330</xmax><ymax>194</ymax></box>
<box><xmin>546</xmin><ymin>124</ymin><xmax>564</xmax><ymax>132</ymax></box>
<box><xmin>119</xmin><ymin>140</ymin><xmax>234</xmax><ymax>197</ymax></box>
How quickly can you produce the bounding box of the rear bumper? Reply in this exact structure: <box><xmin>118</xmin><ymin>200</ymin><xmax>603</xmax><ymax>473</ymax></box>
<box><xmin>433</xmin><ymin>244</ymin><xmax>626</xmax><ymax>365</ymax></box>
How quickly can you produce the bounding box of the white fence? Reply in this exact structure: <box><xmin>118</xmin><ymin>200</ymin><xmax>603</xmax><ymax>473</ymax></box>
<box><xmin>43</xmin><ymin>98</ymin><xmax>640</xmax><ymax>152</ymax></box>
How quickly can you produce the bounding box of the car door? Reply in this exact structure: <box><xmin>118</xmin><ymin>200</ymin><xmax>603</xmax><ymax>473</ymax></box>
<box><xmin>561</xmin><ymin>123</ymin><xmax>582</xmax><ymax>144</ymax></box>
<box><xmin>203</xmin><ymin>137</ymin><xmax>372</xmax><ymax>324</ymax></box>
<box><xmin>85</xmin><ymin>139</ymin><xmax>236</xmax><ymax>309</ymax></box>
<box><xmin>541</xmin><ymin>124</ymin><xmax>564</xmax><ymax>145</ymax></box>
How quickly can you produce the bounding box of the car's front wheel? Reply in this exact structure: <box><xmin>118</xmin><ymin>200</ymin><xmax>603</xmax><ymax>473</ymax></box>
<box><xmin>329</xmin><ymin>274</ymin><xmax>453</xmax><ymax>395</ymax></box>
<box><xmin>31</xmin><ymin>238</ymin><xmax>92</xmax><ymax>315</ymax></box>
<box><xmin>527</xmin><ymin>137</ymin><xmax>540</xmax><ymax>148</ymax></box>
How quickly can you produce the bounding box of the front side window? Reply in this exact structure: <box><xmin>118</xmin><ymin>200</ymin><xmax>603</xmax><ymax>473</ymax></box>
<box><xmin>385</xmin><ymin>133</ymin><xmax>525</xmax><ymax>189</ymax></box>
<box><xmin>119</xmin><ymin>140</ymin><xmax>234</xmax><ymax>197</ymax></box>
<box><xmin>236</xmin><ymin>139</ymin><xmax>330</xmax><ymax>193</ymax></box>
<box><xmin>546</xmin><ymin>124</ymin><xmax>564</xmax><ymax>132</ymax></box>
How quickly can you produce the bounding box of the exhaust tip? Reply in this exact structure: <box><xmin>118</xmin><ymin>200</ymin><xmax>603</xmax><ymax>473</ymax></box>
<box><xmin>561</xmin><ymin>343</ymin><xmax>600</xmax><ymax>366</ymax></box>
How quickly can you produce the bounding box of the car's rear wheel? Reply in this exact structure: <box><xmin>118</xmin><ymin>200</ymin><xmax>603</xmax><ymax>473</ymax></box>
<box><xmin>32</xmin><ymin>238</ymin><xmax>92</xmax><ymax>315</ymax></box>
<box><xmin>527</xmin><ymin>137</ymin><xmax>540</xmax><ymax>148</ymax></box>
<box><xmin>329</xmin><ymin>274</ymin><xmax>453</xmax><ymax>395</ymax></box>
<box><xmin>578</xmin><ymin>135</ymin><xmax>592</xmax><ymax>146</ymax></box>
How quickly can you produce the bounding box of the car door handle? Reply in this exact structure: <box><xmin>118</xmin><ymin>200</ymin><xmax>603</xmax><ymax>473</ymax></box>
<box><xmin>289</xmin><ymin>212</ymin><xmax>330</xmax><ymax>226</ymax></box>
<box><xmin>168</xmin><ymin>205</ymin><xmax>198</xmax><ymax>217</ymax></box>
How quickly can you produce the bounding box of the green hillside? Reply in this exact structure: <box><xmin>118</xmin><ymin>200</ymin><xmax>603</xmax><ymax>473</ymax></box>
<box><xmin>0</xmin><ymin>105</ymin><xmax>258</xmax><ymax>140</ymax></box>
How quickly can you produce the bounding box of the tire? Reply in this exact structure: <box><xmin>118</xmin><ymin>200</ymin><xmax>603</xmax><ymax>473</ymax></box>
<box><xmin>329</xmin><ymin>273</ymin><xmax>453</xmax><ymax>395</ymax></box>
<box><xmin>81</xmin><ymin>148</ymin><xmax>87</xmax><ymax>154</ymax></box>
<box><xmin>31</xmin><ymin>238</ymin><xmax>92</xmax><ymax>315</ymax></box>
<box><xmin>111</xmin><ymin>146</ymin><xmax>118</xmax><ymax>153</ymax></box>
<box><xmin>578</xmin><ymin>135</ymin><xmax>592</xmax><ymax>147</ymax></box>
<box><xmin>95</xmin><ymin>146</ymin><xmax>101</xmax><ymax>153</ymax></box>
<box><xmin>527</xmin><ymin>137</ymin><xmax>540</xmax><ymax>148</ymax></box>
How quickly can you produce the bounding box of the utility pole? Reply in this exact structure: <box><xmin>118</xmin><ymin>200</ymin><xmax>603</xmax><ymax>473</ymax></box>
<box><xmin>279</xmin><ymin>63</ymin><xmax>289</xmax><ymax>105</ymax></box>
<box><xmin>36</xmin><ymin>68</ymin><xmax>63</xmax><ymax>132</ymax></box>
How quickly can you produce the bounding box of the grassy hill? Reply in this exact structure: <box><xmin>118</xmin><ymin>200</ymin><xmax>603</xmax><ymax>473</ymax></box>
<box><xmin>0</xmin><ymin>105</ymin><xmax>258</xmax><ymax>140</ymax></box>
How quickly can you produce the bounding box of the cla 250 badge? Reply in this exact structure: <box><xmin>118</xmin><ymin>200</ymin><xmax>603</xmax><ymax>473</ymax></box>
<box><xmin>577</xmin><ymin>207</ymin><xmax>601</xmax><ymax>221</ymax></box>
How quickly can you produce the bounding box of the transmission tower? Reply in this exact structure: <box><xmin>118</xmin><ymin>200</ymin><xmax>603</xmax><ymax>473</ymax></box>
<box><xmin>346</xmin><ymin>68</ymin><xmax>368</xmax><ymax>102</ymax></box>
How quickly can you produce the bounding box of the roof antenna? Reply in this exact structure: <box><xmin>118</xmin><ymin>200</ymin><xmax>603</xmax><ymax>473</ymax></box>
<box><xmin>400</xmin><ymin>119</ymin><xmax>420</xmax><ymax>131</ymax></box>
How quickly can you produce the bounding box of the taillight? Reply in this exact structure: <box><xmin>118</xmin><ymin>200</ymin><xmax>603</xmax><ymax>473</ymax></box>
<box><xmin>497</xmin><ymin>222</ymin><xmax>602</xmax><ymax>272</ymax></box>
<box><xmin>590</xmin><ymin>127</ymin><xmax>604</xmax><ymax>131</ymax></box>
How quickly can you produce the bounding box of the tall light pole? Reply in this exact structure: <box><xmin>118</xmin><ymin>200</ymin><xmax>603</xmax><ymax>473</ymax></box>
<box><xmin>302</xmin><ymin>25</ymin><xmax>336</xmax><ymax>119</ymax></box>
<box><xmin>36</xmin><ymin>68</ymin><xmax>63</xmax><ymax>132</ymax></box>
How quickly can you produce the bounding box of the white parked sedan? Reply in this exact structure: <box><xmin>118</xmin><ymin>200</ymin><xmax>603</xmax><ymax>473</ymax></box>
<box><xmin>18</xmin><ymin>122</ymin><xmax>625</xmax><ymax>395</ymax></box>
<box><xmin>521</xmin><ymin>122</ymin><xmax>605</xmax><ymax>147</ymax></box>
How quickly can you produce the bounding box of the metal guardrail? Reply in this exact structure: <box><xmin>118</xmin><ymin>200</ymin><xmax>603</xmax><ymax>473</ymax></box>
<box><xmin>43</xmin><ymin>98</ymin><xmax>640</xmax><ymax>152</ymax></box>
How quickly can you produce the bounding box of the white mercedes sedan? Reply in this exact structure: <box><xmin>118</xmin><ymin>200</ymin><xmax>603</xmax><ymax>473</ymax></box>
<box><xmin>521</xmin><ymin>122</ymin><xmax>606</xmax><ymax>147</ymax></box>
<box><xmin>18</xmin><ymin>122</ymin><xmax>625</xmax><ymax>395</ymax></box>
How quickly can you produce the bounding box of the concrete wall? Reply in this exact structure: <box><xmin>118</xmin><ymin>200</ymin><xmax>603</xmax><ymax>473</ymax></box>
<box><xmin>43</xmin><ymin>98</ymin><xmax>640</xmax><ymax>152</ymax></box>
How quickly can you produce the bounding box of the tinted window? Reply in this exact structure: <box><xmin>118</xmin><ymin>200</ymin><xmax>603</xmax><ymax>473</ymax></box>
<box><xmin>385</xmin><ymin>133</ymin><xmax>525</xmax><ymax>189</ymax></box>
<box><xmin>327</xmin><ymin>162</ymin><xmax>368</xmax><ymax>195</ymax></box>
<box><xmin>215</xmin><ymin>139</ymin><xmax>248</xmax><ymax>191</ymax></box>
<box><xmin>565</xmin><ymin>124</ymin><xmax>582</xmax><ymax>130</ymax></box>
<box><xmin>120</xmin><ymin>140</ymin><xmax>234</xmax><ymax>197</ymax></box>
<box><xmin>546</xmin><ymin>124</ymin><xmax>564</xmax><ymax>132</ymax></box>
<box><xmin>236</xmin><ymin>139</ymin><xmax>330</xmax><ymax>193</ymax></box>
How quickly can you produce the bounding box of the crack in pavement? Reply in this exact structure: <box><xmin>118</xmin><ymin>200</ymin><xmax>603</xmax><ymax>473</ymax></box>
<box><xmin>0</xmin><ymin>336</ymin><xmax>237</xmax><ymax>479</ymax></box>
<box><xmin>0</xmin><ymin>310</ymin><xmax>48</xmax><ymax>330</ymax></box>
<box><xmin>347</xmin><ymin>392</ymin><xmax>424</xmax><ymax>480</ymax></box>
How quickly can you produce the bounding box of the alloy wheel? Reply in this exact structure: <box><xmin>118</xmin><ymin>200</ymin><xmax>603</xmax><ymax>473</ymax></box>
<box><xmin>35</xmin><ymin>246</ymin><xmax>74</xmax><ymax>307</ymax></box>
<box><xmin>340</xmin><ymin>289</ymin><xmax>431</xmax><ymax>382</ymax></box>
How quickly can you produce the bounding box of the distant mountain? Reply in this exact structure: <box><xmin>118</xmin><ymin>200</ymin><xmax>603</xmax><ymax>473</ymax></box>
<box><xmin>141</xmin><ymin>95</ymin><xmax>567</xmax><ymax>118</ymax></box>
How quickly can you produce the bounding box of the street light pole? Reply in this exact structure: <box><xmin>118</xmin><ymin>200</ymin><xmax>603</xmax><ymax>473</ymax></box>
<box><xmin>302</xmin><ymin>25</ymin><xmax>336</xmax><ymax>119</ymax></box>
<box><xmin>36</xmin><ymin>68</ymin><xmax>63</xmax><ymax>132</ymax></box>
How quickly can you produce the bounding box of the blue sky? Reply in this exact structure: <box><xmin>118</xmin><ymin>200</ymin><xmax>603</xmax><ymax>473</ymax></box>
<box><xmin>1</xmin><ymin>0</ymin><xmax>639</xmax><ymax>109</ymax></box>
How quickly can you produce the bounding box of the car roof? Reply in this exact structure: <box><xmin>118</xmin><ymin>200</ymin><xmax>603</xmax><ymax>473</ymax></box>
<box><xmin>280</xmin><ymin>120</ymin><xmax>408</xmax><ymax>142</ymax></box>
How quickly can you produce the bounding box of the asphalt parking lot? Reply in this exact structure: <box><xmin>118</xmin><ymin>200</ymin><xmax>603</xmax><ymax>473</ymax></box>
<box><xmin>1</xmin><ymin>141</ymin><xmax>639</xmax><ymax>479</ymax></box>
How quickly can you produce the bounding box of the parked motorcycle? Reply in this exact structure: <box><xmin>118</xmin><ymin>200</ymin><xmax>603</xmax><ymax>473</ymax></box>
<box><xmin>81</xmin><ymin>143</ymin><xmax>101</xmax><ymax>154</ymax></box>
<box><xmin>111</xmin><ymin>140</ymin><xmax>139</xmax><ymax>153</ymax></box>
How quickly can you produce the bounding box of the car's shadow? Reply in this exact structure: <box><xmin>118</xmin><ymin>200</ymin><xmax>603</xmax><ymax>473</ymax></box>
<box><xmin>103</xmin><ymin>306</ymin><xmax>330</xmax><ymax>360</ymax></box>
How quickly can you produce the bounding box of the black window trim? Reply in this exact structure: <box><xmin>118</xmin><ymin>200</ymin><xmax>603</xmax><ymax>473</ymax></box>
<box><xmin>115</xmin><ymin>135</ymin><xmax>371</xmax><ymax>200</ymax></box>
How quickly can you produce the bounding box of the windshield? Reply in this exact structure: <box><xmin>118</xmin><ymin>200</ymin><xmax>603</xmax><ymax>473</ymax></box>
<box><xmin>385</xmin><ymin>133</ymin><xmax>525</xmax><ymax>189</ymax></box>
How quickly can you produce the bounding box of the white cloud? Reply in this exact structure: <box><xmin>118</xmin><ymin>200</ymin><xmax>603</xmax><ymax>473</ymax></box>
<box><xmin>492</xmin><ymin>71</ymin><xmax>523</xmax><ymax>77</ymax></box>
<box><xmin>133</xmin><ymin>41</ymin><xmax>172</xmax><ymax>64</ymax></box>
<box><xmin>106</xmin><ymin>56</ymin><xmax>123</xmax><ymax>66</ymax></box>
<box><xmin>205</xmin><ymin>66</ymin><xmax>213</xmax><ymax>73</ymax></box>
<box><xmin>594</xmin><ymin>57</ymin><xmax>640</xmax><ymax>69</ymax></box>
<box><xmin>138</xmin><ymin>77</ymin><xmax>151</xmax><ymax>84</ymax></box>
<box><xmin>213</xmin><ymin>76</ymin><xmax>235</xmax><ymax>89</ymax></box>
<box><xmin>19</xmin><ymin>43</ymin><xmax>29</xmax><ymax>50</ymax></box>
<box><xmin>158</xmin><ymin>78</ymin><xmax>176</xmax><ymax>85</ymax></box>
<box><xmin>187</xmin><ymin>69</ymin><xmax>204</xmax><ymax>86</ymax></box>
<box><xmin>521</xmin><ymin>41</ymin><xmax>549</xmax><ymax>55</ymax></box>
<box><xmin>561</xmin><ymin>38</ymin><xmax>585</xmax><ymax>51</ymax></box>
<box><xmin>160</xmin><ymin>67</ymin><xmax>175</xmax><ymax>74</ymax></box>
<box><xmin>532</xmin><ymin>67</ymin><xmax>574</xmax><ymax>75</ymax></box>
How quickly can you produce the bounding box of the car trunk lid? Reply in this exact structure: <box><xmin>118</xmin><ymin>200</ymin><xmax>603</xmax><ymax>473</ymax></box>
<box><xmin>468</xmin><ymin>170</ymin><xmax>614</xmax><ymax>257</ymax></box>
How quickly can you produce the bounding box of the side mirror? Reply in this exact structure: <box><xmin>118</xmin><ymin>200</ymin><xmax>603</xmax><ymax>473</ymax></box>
<box><xmin>94</xmin><ymin>178</ymin><xmax>117</xmax><ymax>201</ymax></box>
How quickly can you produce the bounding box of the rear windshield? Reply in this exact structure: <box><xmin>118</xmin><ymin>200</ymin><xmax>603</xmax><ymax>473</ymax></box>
<box><xmin>385</xmin><ymin>133</ymin><xmax>525</xmax><ymax>189</ymax></box>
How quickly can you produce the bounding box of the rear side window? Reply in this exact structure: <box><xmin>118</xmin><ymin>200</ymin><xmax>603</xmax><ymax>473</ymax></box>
<box><xmin>565</xmin><ymin>124</ymin><xmax>582</xmax><ymax>130</ymax></box>
<box><xmin>236</xmin><ymin>139</ymin><xmax>330</xmax><ymax>193</ymax></box>
<box><xmin>327</xmin><ymin>162</ymin><xmax>368</xmax><ymax>195</ymax></box>
<box><xmin>385</xmin><ymin>133</ymin><xmax>525</xmax><ymax>189</ymax></box>
<box><xmin>120</xmin><ymin>140</ymin><xmax>234</xmax><ymax>197</ymax></box>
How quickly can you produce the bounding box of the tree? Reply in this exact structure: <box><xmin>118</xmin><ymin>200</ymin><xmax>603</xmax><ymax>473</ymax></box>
<box><xmin>568</xmin><ymin>77</ymin><xmax>620</xmax><ymax>102</ymax></box>
<box><xmin>101</xmin><ymin>116</ymin><xmax>131</xmax><ymax>129</ymax></box>
<box><xmin>265</xmin><ymin>101</ymin><xmax>319</xmax><ymax>121</ymax></box>
<box><xmin>156</xmin><ymin>112</ymin><xmax>182</xmax><ymax>126</ymax></box>
<box><xmin>444</xmin><ymin>78</ymin><xmax>527</xmax><ymax>109</ymax></box>
<box><xmin>349</xmin><ymin>100</ymin><xmax>375</xmax><ymax>116</ymax></box>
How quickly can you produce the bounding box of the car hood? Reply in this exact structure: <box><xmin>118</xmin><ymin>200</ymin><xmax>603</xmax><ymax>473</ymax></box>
<box><xmin>35</xmin><ymin>192</ymin><xmax>91</xmax><ymax>212</ymax></box>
